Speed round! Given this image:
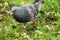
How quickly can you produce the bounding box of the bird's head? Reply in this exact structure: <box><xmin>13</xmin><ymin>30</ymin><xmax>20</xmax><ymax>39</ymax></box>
<box><xmin>40</xmin><ymin>0</ymin><xmax>44</xmax><ymax>4</ymax></box>
<box><xmin>34</xmin><ymin>0</ymin><xmax>44</xmax><ymax>4</ymax></box>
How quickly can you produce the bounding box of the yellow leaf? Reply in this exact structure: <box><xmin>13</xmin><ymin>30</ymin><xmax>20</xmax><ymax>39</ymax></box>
<box><xmin>0</xmin><ymin>28</ymin><xmax>2</xmax><ymax>31</ymax></box>
<box><xmin>4</xmin><ymin>2</ymin><xmax>8</xmax><ymax>6</ymax></box>
<box><xmin>21</xmin><ymin>1</ymin><xmax>24</xmax><ymax>5</ymax></box>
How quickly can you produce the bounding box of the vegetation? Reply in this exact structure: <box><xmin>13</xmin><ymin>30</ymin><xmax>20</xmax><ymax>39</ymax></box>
<box><xmin>0</xmin><ymin>0</ymin><xmax>60</xmax><ymax>40</ymax></box>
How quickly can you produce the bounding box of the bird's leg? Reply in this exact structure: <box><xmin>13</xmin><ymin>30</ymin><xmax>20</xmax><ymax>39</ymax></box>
<box><xmin>33</xmin><ymin>18</ymin><xmax>37</xmax><ymax>26</ymax></box>
<box><xmin>23</xmin><ymin>23</ymin><xmax>27</xmax><ymax>26</ymax></box>
<box><xmin>22</xmin><ymin>23</ymin><xmax>26</xmax><ymax>29</ymax></box>
<box><xmin>32</xmin><ymin>18</ymin><xmax>37</xmax><ymax>31</ymax></box>
<box><xmin>22</xmin><ymin>23</ymin><xmax>27</xmax><ymax>32</ymax></box>
<box><xmin>22</xmin><ymin>23</ymin><xmax>27</xmax><ymax>26</ymax></box>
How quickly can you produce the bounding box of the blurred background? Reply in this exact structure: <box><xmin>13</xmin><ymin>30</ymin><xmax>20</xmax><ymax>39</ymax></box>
<box><xmin>0</xmin><ymin>0</ymin><xmax>60</xmax><ymax>40</ymax></box>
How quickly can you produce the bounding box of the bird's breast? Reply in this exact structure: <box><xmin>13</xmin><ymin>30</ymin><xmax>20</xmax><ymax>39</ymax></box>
<box><xmin>13</xmin><ymin>9</ymin><xmax>32</xmax><ymax>23</ymax></box>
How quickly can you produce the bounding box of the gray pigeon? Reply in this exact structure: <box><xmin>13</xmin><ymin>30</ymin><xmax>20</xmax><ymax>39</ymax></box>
<box><xmin>11</xmin><ymin>0</ymin><xmax>44</xmax><ymax>24</ymax></box>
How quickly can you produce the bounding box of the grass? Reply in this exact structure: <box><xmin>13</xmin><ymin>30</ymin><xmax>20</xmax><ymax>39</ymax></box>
<box><xmin>0</xmin><ymin>0</ymin><xmax>60</xmax><ymax>40</ymax></box>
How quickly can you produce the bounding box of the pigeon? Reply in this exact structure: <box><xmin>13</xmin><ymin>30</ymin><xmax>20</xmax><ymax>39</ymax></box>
<box><xmin>11</xmin><ymin>0</ymin><xmax>44</xmax><ymax>25</ymax></box>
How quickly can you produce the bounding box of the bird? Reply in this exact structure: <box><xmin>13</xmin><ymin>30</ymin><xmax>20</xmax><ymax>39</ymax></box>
<box><xmin>11</xmin><ymin>0</ymin><xmax>44</xmax><ymax>25</ymax></box>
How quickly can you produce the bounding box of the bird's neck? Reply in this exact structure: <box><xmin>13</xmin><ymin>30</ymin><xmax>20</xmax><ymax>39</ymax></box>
<box><xmin>34</xmin><ymin>0</ymin><xmax>44</xmax><ymax>10</ymax></box>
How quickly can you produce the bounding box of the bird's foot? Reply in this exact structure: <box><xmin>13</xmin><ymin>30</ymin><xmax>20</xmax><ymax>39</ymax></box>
<box><xmin>33</xmin><ymin>18</ymin><xmax>36</xmax><ymax>26</ymax></box>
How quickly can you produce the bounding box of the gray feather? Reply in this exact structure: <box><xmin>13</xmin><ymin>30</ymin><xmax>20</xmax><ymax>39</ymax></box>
<box><xmin>11</xmin><ymin>0</ymin><xmax>44</xmax><ymax>23</ymax></box>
